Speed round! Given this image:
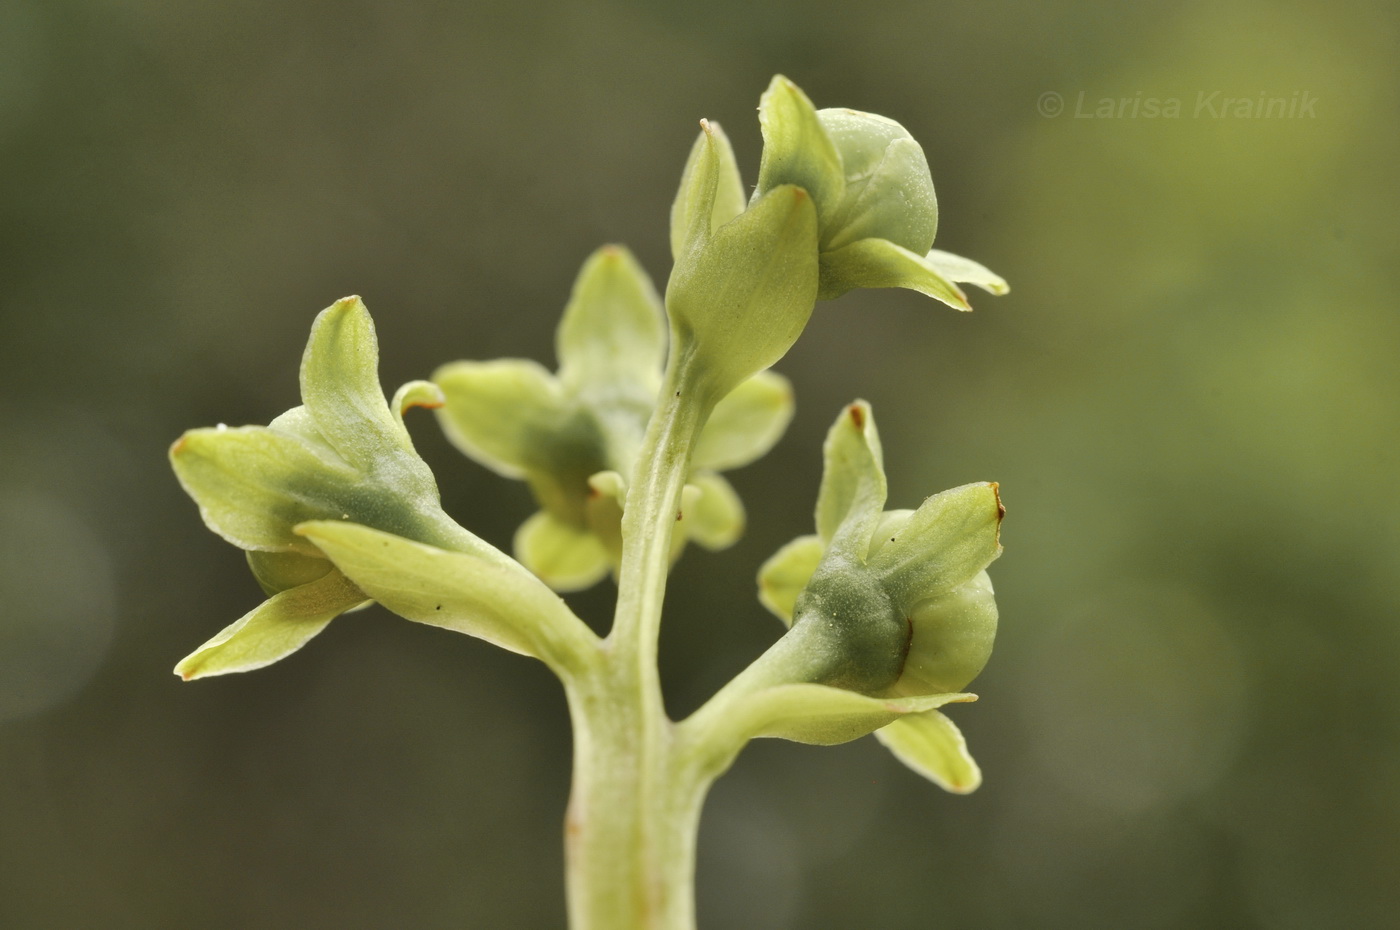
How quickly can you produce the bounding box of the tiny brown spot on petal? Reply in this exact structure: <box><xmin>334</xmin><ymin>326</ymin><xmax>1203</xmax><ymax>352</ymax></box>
<box><xmin>676</xmin><ymin>510</ymin><xmax>684</xmax><ymax>522</ymax></box>
<box><xmin>848</xmin><ymin>404</ymin><xmax>865</xmax><ymax>429</ymax></box>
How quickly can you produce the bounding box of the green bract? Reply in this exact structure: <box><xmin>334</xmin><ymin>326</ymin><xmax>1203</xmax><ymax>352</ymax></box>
<box><xmin>170</xmin><ymin>297</ymin><xmax>587</xmax><ymax>679</ymax></box>
<box><xmin>435</xmin><ymin>245</ymin><xmax>795</xmax><ymax>591</ymax></box>
<box><xmin>755</xmin><ymin>75</ymin><xmax>1010</xmax><ymax>307</ymax></box>
<box><xmin>751</xmin><ymin>400</ymin><xmax>1003</xmax><ymax>791</ymax></box>
<box><xmin>667</xmin><ymin>119</ymin><xmax>820</xmax><ymax>404</ymax></box>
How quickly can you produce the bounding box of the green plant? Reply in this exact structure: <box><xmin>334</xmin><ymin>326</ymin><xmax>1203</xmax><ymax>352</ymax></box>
<box><xmin>170</xmin><ymin>76</ymin><xmax>1007</xmax><ymax>929</ymax></box>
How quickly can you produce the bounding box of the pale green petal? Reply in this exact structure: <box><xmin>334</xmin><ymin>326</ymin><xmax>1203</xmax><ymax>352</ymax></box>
<box><xmin>817</xmin><ymin>109</ymin><xmax>937</xmax><ymax>254</ymax></box>
<box><xmin>297</xmin><ymin>520</ymin><xmax>597</xmax><ymax>669</ymax></box>
<box><xmin>896</xmin><ymin>570</ymin><xmax>998</xmax><ymax>696</ymax></box>
<box><xmin>924</xmin><ymin>249</ymin><xmax>1010</xmax><ymax>295</ymax></box>
<box><xmin>668</xmin><ymin>483</ymin><xmax>703</xmax><ymax>566</ymax></box>
<box><xmin>174</xmin><ymin>569</ymin><xmax>367</xmax><ymax>680</ymax></box>
<box><xmin>756</xmin><ymin>534</ymin><xmax>825</xmax><ymax>625</ymax></box>
<box><xmin>868</xmin><ymin>482</ymin><xmax>1003</xmax><ymax>605</ymax></box>
<box><xmin>583</xmin><ymin>471</ymin><xmax>627</xmax><ymax>570</ymax></box>
<box><xmin>670</xmin><ymin>120</ymin><xmax>745</xmax><ymax>262</ymax></box>
<box><xmin>556</xmin><ymin>246</ymin><xmax>666</xmax><ymax>395</ymax></box>
<box><xmin>666</xmin><ymin>184</ymin><xmax>820</xmax><ymax>403</ymax></box>
<box><xmin>818</xmin><ymin>237</ymin><xmax>971</xmax><ymax>308</ymax></box>
<box><xmin>266</xmin><ymin>405</ymin><xmax>340</xmax><ymax>460</ymax></box>
<box><xmin>514</xmin><ymin>509</ymin><xmax>611</xmax><ymax>593</ymax></box>
<box><xmin>169</xmin><ymin>425</ymin><xmax>358</xmax><ymax>555</ymax></box>
<box><xmin>692</xmin><ymin>370</ymin><xmax>795</xmax><ymax>471</ymax></box>
<box><xmin>391</xmin><ymin>380</ymin><xmax>445</xmax><ymax>429</ymax></box>
<box><xmin>814</xmin><ymin>400</ymin><xmax>887</xmax><ymax>556</ymax></box>
<box><xmin>863</xmin><ymin>508</ymin><xmax>913</xmax><ymax>561</ymax></box>
<box><xmin>433</xmin><ymin>359</ymin><xmax>578</xmax><ymax>479</ymax></box>
<box><xmin>874</xmin><ymin>709</ymin><xmax>982</xmax><ymax>793</ymax></box>
<box><xmin>737</xmin><ymin>683</ymin><xmax>975</xmax><ymax>746</ymax></box>
<box><xmin>300</xmin><ymin>297</ymin><xmax>410</xmax><ymax>468</ymax></box>
<box><xmin>246</xmin><ymin>549</ymin><xmax>334</xmax><ymax>596</ymax></box>
<box><xmin>683</xmin><ymin>472</ymin><xmax>745</xmax><ymax>551</ymax></box>
<box><xmin>756</xmin><ymin>76</ymin><xmax>845</xmax><ymax>229</ymax></box>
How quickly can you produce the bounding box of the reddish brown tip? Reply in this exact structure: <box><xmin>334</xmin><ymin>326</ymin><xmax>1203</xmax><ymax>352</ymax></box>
<box><xmin>848</xmin><ymin>404</ymin><xmax>865</xmax><ymax>429</ymax></box>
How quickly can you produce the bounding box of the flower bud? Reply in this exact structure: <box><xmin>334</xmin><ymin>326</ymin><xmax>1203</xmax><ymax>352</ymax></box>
<box><xmin>756</xmin><ymin>402</ymin><xmax>1002</xmax><ymax>699</ymax></box>
<box><xmin>753</xmin><ymin>75</ymin><xmax>1009</xmax><ymax>308</ymax></box>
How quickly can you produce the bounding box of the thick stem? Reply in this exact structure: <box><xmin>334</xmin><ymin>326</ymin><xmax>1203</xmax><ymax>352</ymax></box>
<box><xmin>563</xmin><ymin>354</ymin><xmax>712</xmax><ymax>929</ymax></box>
<box><xmin>565</xmin><ymin>676</ymin><xmax>710</xmax><ymax>930</ymax></box>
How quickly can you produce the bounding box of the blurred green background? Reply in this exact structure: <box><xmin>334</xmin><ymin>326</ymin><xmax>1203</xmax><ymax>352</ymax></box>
<box><xmin>2</xmin><ymin>0</ymin><xmax>1397</xmax><ymax>927</ymax></box>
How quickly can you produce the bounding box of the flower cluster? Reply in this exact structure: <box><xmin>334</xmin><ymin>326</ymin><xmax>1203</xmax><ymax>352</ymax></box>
<box><xmin>433</xmin><ymin>246</ymin><xmax>794</xmax><ymax>591</ymax></box>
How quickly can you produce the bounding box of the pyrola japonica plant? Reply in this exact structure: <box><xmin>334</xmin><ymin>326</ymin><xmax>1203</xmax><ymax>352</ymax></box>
<box><xmin>170</xmin><ymin>76</ymin><xmax>1008</xmax><ymax>929</ymax></box>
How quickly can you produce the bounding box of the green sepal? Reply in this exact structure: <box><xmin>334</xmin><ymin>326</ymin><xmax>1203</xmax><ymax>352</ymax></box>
<box><xmin>894</xmin><ymin>570</ymin><xmax>998</xmax><ymax>696</ymax></box>
<box><xmin>297</xmin><ymin>520</ymin><xmax>597</xmax><ymax>669</ymax></box>
<box><xmin>170</xmin><ymin>425</ymin><xmax>359</xmax><ymax>556</ymax></box>
<box><xmin>666</xmin><ymin>184</ymin><xmax>820</xmax><ymax>404</ymax></box>
<box><xmin>556</xmin><ymin>245</ymin><xmax>666</xmax><ymax>398</ymax></box>
<box><xmin>174</xmin><ymin>569</ymin><xmax>369</xmax><ymax>681</ymax></box>
<box><xmin>670</xmin><ymin>120</ymin><xmax>746</xmax><ymax>263</ymax></box>
<box><xmin>514</xmin><ymin>509</ymin><xmax>611</xmax><ymax>593</ymax></box>
<box><xmin>868</xmin><ymin>481</ymin><xmax>1004</xmax><ymax>605</ymax></box>
<box><xmin>925</xmin><ymin>249</ymin><xmax>1010</xmax><ymax>296</ymax></box>
<box><xmin>432</xmin><ymin>359</ymin><xmax>575</xmax><ymax>480</ymax></box>
<box><xmin>874</xmin><ymin>708</ymin><xmax>982</xmax><ymax>793</ymax></box>
<box><xmin>737</xmin><ymin>684</ymin><xmax>974</xmax><ymax>746</ymax></box>
<box><xmin>815</xmin><ymin>400</ymin><xmax>887</xmax><ymax>557</ymax></box>
<box><xmin>172</xmin><ymin>295</ymin><xmax>452</xmax><ymax>554</ymax></box>
<box><xmin>683</xmin><ymin>472</ymin><xmax>745</xmax><ymax>551</ymax></box>
<box><xmin>815</xmin><ymin>109</ymin><xmax>937</xmax><ymax>254</ymax></box>
<box><xmin>756</xmin><ymin>534</ymin><xmax>824</xmax><ymax>625</ymax></box>
<box><xmin>755</xmin><ymin>76</ymin><xmax>845</xmax><ymax>230</ymax></box>
<box><xmin>301</xmin><ymin>297</ymin><xmax>426</xmax><ymax>479</ymax></box>
<box><xmin>818</xmin><ymin>238</ymin><xmax>973</xmax><ymax>306</ymax></box>
<box><xmin>692</xmin><ymin>370</ymin><xmax>794</xmax><ymax>471</ymax></box>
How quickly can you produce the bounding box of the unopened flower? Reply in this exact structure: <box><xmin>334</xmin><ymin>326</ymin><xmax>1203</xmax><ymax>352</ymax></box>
<box><xmin>752</xmin><ymin>400</ymin><xmax>1003</xmax><ymax>790</ymax></box>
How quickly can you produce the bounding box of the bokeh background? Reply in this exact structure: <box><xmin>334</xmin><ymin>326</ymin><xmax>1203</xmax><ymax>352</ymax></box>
<box><xmin>2</xmin><ymin>0</ymin><xmax>1397</xmax><ymax>927</ymax></box>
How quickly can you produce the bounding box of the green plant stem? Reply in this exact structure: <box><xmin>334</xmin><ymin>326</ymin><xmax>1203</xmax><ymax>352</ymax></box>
<box><xmin>563</xmin><ymin>355</ymin><xmax>712</xmax><ymax>929</ymax></box>
<box><xmin>564</xmin><ymin>675</ymin><xmax>710</xmax><ymax>930</ymax></box>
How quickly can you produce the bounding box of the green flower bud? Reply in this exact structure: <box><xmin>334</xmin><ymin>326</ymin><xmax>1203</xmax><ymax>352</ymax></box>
<box><xmin>436</xmin><ymin>245</ymin><xmax>796</xmax><ymax>591</ymax></box>
<box><xmin>748</xmin><ymin>401</ymin><xmax>1002</xmax><ymax>787</ymax></box>
<box><xmin>815</xmin><ymin>108</ymin><xmax>938</xmax><ymax>254</ymax></box>
<box><xmin>754</xmin><ymin>75</ymin><xmax>1010</xmax><ymax>308</ymax></box>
